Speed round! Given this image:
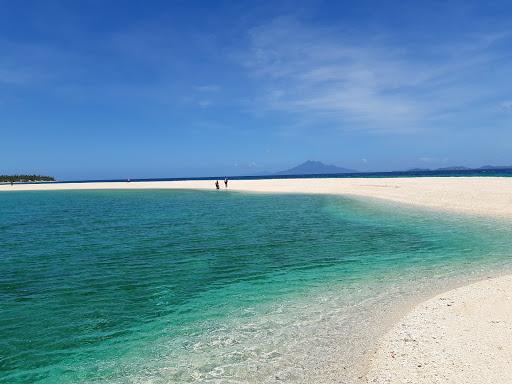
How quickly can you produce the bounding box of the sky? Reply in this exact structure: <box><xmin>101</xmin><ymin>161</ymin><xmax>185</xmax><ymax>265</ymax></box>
<box><xmin>1</xmin><ymin>0</ymin><xmax>512</xmax><ymax>179</ymax></box>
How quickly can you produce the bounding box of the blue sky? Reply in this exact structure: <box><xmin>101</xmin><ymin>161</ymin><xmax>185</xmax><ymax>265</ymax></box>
<box><xmin>1</xmin><ymin>0</ymin><xmax>511</xmax><ymax>179</ymax></box>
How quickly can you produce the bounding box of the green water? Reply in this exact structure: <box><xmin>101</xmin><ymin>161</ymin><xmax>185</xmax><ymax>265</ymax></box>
<box><xmin>1</xmin><ymin>190</ymin><xmax>511</xmax><ymax>383</ymax></box>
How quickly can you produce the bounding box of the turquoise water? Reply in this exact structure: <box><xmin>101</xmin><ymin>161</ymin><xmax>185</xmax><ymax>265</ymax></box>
<box><xmin>1</xmin><ymin>190</ymin><xmax>511</xmax><ymax>383</ymax></box>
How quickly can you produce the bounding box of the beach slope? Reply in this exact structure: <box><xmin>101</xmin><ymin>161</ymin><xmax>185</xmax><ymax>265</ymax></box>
<box><xmin>367</xmin><ymin>275</ymin><xmax>512</xmax><ymax>384</ymax></box>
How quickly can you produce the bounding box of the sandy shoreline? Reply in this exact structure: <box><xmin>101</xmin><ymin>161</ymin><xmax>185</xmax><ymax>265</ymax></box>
<box><xmin>3</xmin><ymin>176</ymin><xmax>512</xmax><ymax>382</ymax></box>
<box><xmin>2</xmin><ymin>176</ymin><xmax>512</xmax><ymax>218</ymax></box>
<box><xmin>366</xmin><ymin>275</ymin><xmax>512</xmax><ymax>383</ymax></box>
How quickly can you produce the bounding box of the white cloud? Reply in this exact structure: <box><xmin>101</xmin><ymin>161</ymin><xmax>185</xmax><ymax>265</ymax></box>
<box><xmin>238</xmin><ymin>17</ymin><xmax>510</xmax><ymax>133</ymax></box>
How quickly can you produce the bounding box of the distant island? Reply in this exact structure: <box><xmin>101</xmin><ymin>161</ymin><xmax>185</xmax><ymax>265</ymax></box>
<box><xmin>272</xmin><ymin>161</ymin><xmax>512</xmax><ymax>177</ymax></box>
<box><xmin>407</xmin><ymin>168</ymin><xmax>431</xmax><ymax>172</ymax></box>
<box><xmin>479</xmin><ymin>165</ymin><xmax>512</xmax><ymax>170</ymax></box>
<box><xmin>436</xmin><ymin>166</ymin><xmax>472</xmax><ymax>171</ymax></box>
<box><xmin>0</xmin><ymin>175</ymin><xmax>55</xmax><ymax>183</ymax></box>
<box><xmin>407</xmin><ymin>165</ymin><xmax>512</xmax><ymax>172</ymax></box>
<box><xmin>275</xmin><ymin>160</ymin><xmax>357</xmax><ymax>175</ymax></box>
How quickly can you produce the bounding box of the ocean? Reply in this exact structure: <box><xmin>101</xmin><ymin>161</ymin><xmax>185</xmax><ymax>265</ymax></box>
<box><xmin>1</xmin><ymin>189</ymin><xmax>511</xmax><ymax>383</ymax></box>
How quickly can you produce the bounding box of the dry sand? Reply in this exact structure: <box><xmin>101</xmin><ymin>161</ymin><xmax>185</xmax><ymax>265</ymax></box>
<box><xmin>366</xmin><ymin>275</ymin><xmax>512</xmax><ymax>384</ymax></box>
<box><xmin>3</xmin><ymin>175</ymin><xmax>512</xmax><ymax>382</ymax></box>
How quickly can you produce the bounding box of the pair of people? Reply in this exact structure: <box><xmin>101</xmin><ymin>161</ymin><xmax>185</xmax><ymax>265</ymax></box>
<box><xmin>215</xmin><ymin>178</ymin><xmax>228</xmax><ymax>190</ymax></box>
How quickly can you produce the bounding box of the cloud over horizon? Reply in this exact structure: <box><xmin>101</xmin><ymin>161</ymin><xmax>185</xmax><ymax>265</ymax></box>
<box><xmin>237</xmin><ymin>16</ymin><xmax>511</xmax><ymax>133</ymax></box>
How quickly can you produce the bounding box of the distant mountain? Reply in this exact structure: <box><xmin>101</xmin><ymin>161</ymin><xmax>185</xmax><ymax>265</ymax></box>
<box><xmin>407</xmin><ymin>165</ymin><xmax>512</xmax><ymax>172</ymax></box>
<box><xmin>275</xmin><ymin>160</ymin><xmax>357</xmax><ymax>175</ymax></box>
<box><xmin>479</xmin><ymin>165</ymin><xmax>512</xmax><ymax>170</ymax></box>
<box><xmin>436</xmin><ymin>166</ymin><xmax>472</xmax><ymax>171</ymax></box>
<box><xmin>407</xmin><ymin>168</ymin><xmax>431</xmax><ymax>172</ymax></box>
<box><xmin>259</xmin><ymin>162</ymin><xmax>511</xmax><ymax>178</ymax></box>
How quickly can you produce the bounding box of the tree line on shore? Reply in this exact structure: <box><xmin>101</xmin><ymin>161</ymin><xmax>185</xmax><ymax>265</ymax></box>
<box><xmin>0</xmin><ymin>175</ymin><xmax>55</xmax><ymax>183</ymax></box>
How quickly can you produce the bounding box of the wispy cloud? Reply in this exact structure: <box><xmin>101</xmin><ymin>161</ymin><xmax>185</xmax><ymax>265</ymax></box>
<box><xmin>190</xmin><ymin>85</ymin><xmax>221</xmax><ymax>107</ymax></box>
<box><xmin>0</xmin><ymin>40</ymin><xmax>61</xmax><ymax>86</ymax></box>
<box><xmin>194</xmin><ymin>84</ymin><xmax>221</xmax><ymax>92</ymax></box>
<box><xmin>238</xmin><ymin>17</ymin><xmax>511</xmax><ymax>133</ymax></box>
<box><xmin>500</xmin><ymin>100</ymin><xmax>512</xmax><ymax>110</ymax></box>
<box><xmin>197</xmin><ymin>99</ymin><xmax>212</xmax><ymax>107</ymax></box>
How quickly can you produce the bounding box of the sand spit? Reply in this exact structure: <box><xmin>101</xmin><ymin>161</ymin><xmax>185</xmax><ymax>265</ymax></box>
<box><xmin>366</xmin><ymin>275</ymin><xmax>512</xmax><ymax>383</ymax></box>
<box><xmin>2</xmin><ymin>176</ymin><xmax>512</xmax><ymax>218</ymax></box>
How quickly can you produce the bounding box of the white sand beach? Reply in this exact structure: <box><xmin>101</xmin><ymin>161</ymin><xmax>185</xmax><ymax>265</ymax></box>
<box><xmin>3</xmin><ymin>176</ymin><xmax>512</xmax><ymax>382</ymax></box>
<box><xmin>366</xmin><ymin>275</ymin><xmax>512</xmax><ymax>384</ymax></box>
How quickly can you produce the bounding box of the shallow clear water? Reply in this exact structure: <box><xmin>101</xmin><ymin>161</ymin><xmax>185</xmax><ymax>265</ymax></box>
<box><xmin>1</xmin><ymin>190</ymin><xmax>511</xmax><ymax>383</ymax></box>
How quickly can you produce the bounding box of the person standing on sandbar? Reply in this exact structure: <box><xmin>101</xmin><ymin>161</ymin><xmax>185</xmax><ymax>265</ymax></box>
<box><xmin>224</xmin><ymin>178</ymin><xmax>228</xmax><ymax>188</ymax></box>
<box><xmin>215</xmin><ymin>180</ymin><xmax>220</xmax><ymax>190</ymax></box>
